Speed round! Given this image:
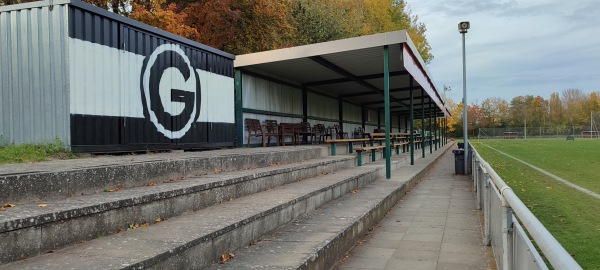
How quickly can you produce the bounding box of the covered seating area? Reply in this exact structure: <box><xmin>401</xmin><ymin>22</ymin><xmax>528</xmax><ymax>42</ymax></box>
<box><xmin>234</xmin><ymin>30</ymin><xmax>451</xmax><ymax>178</ymax></box>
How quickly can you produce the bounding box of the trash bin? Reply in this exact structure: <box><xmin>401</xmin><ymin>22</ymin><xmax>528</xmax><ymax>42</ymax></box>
<box><xmin>457</xmin><ymin>142</ymin><xmax>464</xmax><ymax>149</ymax></box>
<box><xmin>453</xmin><ymin>149</ymin><xmax>465</xmax><ymax>175</ymax></box>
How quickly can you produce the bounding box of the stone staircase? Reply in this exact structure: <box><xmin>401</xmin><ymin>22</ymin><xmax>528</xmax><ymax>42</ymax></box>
<box><xmin>0</xmin><ymin>144</ymin><xmax>450</xmax><ymax>269</ymax></box>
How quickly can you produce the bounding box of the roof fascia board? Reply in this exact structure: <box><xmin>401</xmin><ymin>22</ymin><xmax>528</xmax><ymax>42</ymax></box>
<box><xmin>234</xmin><ymin>30</ymin><xmax>408</xmax><ymax>67</ymax></box>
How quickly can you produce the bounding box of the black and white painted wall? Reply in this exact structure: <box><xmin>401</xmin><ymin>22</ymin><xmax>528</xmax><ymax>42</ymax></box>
<box><xmin>0</xmin><ymin>0</ymin><xmax>235</xmax><ymax>152</ymax></box>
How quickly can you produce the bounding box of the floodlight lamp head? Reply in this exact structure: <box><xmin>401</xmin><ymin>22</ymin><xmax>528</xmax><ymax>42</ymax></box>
<box><xmin>458</xmin><ymin>21</ymin><xmax>470</xmax><ymax>33</ymax></box>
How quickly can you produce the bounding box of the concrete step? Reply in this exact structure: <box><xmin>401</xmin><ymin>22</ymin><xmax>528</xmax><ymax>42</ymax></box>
<box><xmin>0</xmin><ymin>146</ymin><xmax>328</xmax><ymax>204</ymax></box>
<box><xmin>0</xmin><ymin>154</ymin><xmax>353</xmax><ymax>265</ymax></box>
<box><xmin>0</xmin><ymin>162</ymin><xmax>385</xmax><ymax>270</ymax></box>
<box><xmin>206</xmin><ymin>146</ymin><xmax>450</xmax><ymax>270</ymax></box>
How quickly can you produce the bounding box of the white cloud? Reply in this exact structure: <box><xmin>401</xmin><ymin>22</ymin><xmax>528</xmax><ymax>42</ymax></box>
<box><xmin>406</xmin><ymin>0</ymin><xmax>600</xmax><ymax>104</ymax></box>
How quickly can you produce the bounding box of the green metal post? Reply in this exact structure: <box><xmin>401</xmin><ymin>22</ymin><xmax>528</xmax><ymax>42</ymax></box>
<box><xmin>357</xmin><ymin>152</ymin><xmax>363</xmax><ymax>166</ymax></box>
<box><xmin>429</xmin><ymin>100</ymin><xmax>433</xmax><ymax>154</ymax></box>
<box><xmin>234</xmin><ymin>69</ymin><xmax>244</xmax><ymax>147</ymax></box>
<box><xmin>330</xmin><ymin>143</ymin><xmax>336</xmax><ymax>156</ymax></box>
<box><xmin>348</xmin><ymin>143</ymin><xmax>353</xmax><ymax>153</ymax></box>
<box><xmin>383</xmin><ymin>45</ymin><xmax>391</xmax><ymax>179</ymax></box>
<box><xmin>444</xmin><ymin>117</ymin><xmax>448</xmax><ymax>145</ymax></box>
<box><xmin>442</xmin><ymin>117</ymin><xmax>448</xmax><ymax>146</ymax></box>
<box><xmin>371</xmin><ymin>149</ymin><xmax>376</xmax><ymax>162</ymax></box>
<box><xmin>421</xmin><ymin>90</ymin><xmax>425</xmax><ymax>158</ymax></box>
<box><xmin>435</xmin><ymin>116</ymin><xmax>438</xmax><ymax>151</ymax></box>
<box><xmin>410</xmin><ymin>79</ymin><xmax>415</xmax><ymax>165</ymax></box>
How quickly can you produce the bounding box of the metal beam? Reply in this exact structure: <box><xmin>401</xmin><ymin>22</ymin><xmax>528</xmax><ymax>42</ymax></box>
<box><xmin>421</xmin><ymin>89</ymin><xmax>425</xmax><ymax>158</ymax></box>
<box><xmin>302</xmin><ymin>86</ymin><xmax>308</xmax><ymax>122</ymax></box>
<box><xmin>429</xmin><ymin>99</ymin><xmax>433</xmax><ymax>154</ymax></box>
<box><xmin>410</xmin><ymin>78</ymin><xmax>415</xmax><ymax>165</ymax></box>
<box><xmin>234</xmin><ymin>69</ymin><xmax>243</xmax><ymax>147</ymax></box>
<box><xmin>384</xmin><ymin>45</ymin><xmax>391</xmax><ymax>179</ymax></box>
<box><xmin>304</xmin><ymin>70</ymin><xmax>409</xmax><ymax>87</ymax></box>
<box><xmin>309</xmin><ymin>56</ymin><xmax>409</xmax><ymax>107</ymax></box>
<box><xmin>340</xmin><ymin>86</ymin><xmax>422</xmax><ymax>99</ymax></box>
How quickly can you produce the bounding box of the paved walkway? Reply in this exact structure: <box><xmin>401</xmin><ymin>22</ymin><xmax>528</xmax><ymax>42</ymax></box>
<box><xmin>338</xmin><ymin>150</ymin><xmax>494</xmax><ymax>270</ymax></box>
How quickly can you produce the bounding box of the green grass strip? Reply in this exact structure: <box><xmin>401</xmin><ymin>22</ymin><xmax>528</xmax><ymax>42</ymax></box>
<box><xmin>473</xmin><ymin>141</ymin><xmax>600</xmax><ymax>269</ymax></box>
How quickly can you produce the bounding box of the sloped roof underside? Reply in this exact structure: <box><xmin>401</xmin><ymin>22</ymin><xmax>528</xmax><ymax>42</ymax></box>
<box><xmin>235</xmin><ymin>31</ymin><xmax>450</xmax><ymax>118</ymax></box>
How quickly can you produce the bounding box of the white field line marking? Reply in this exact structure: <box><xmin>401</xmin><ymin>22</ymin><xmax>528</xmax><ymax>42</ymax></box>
<box><xmin>480</xmin><ymin>143</ymin><xmax>600</xmax><ymax>200</ymax></box>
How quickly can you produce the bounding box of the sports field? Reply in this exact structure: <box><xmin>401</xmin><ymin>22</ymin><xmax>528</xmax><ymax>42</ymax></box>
<box><xmin>472</xmin><ymin>138</ymin><xmax>600</xmax><ymax>269</ymax></box>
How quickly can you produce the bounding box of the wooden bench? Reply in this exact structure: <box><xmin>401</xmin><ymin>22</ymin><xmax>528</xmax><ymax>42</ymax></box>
<box><xmin>325</xmin><ymin>138</ymin><xmax>371</xmax><ymax>156</ymax></box>
<box><xmin>354</xmin><ymin>142</ymin><xmax>410</xmax><ymax>166</ymax></box>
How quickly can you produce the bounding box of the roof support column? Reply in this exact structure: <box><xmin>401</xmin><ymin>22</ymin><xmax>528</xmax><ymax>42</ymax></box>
<box><xmin>429</xmin><ymin>100</ymin><xmax>433</xmax><ymax>154</ymax></box>
<box><xmin>383</xmin><ymin>45</ymin><xmax>391</xmax><ymax>179</ymax></box>
<box><xmin>409</xmin><ymin>78</ymin><xmax>415</xmax><ymax>165</ymax></box>
<box><xmin>302</xmin><ymin>86</ymin><xmax>308</xmax><ymax>122</ymax></box>
<box><xmin>361</xmin><ymin>105</ymin><xmax>366</xmax><ymax>130</ymax></box>
<box><xmin>234</xmin><ymin>69</ymin><xmax>243</xmax><ymax>147</ymax></box>
<box><xmin>441</xmin><ymin>117</ymin><xmax>445</xmax><ymax>146</ymax></box>
<box><xmin>435</xmin><ymin>115</ymin><xmax>438</xmax><ymax>151</ymax></box>
<box><xmin>421</xmin><ymin>89</ymin><xmax>425</xmax><ymax>158</ymax></box>
<box><xmin>338</xmin><ymin>98</ymin><xmax>343</xmax><ymax>128</ymax></box>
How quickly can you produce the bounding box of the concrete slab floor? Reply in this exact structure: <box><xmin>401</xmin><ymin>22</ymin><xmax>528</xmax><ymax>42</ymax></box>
<box><xmin>336</xmin><ymin>149</ymin><xmax>496</xmax><ymax>270</ymax></box>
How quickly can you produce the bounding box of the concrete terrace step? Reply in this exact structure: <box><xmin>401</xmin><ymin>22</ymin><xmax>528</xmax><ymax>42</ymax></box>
<box><xmin>206</xmin><ymin>150</ymin><xmax>447</xmax><ymax>270</ymax></box>
<box><xmin>0</xmin><ymin>154</ymin><xmax>354</xmax><ymax>265</ymax></box>
<box><xmin>0</xmin><ymin>164</ymin><xmax>384</xmax><ymax>270</ymax></box>
<box><xmin>0</xmin><ymin>146</ymin><xmax>328</xmax><ymax>204</ymax></box>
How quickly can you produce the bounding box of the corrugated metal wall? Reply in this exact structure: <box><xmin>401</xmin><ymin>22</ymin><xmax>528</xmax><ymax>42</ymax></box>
<box><xmin>243</xmin><ymin>74</ymin><xmax>302</xmax><ymax>115</ymax></box>
<box><xmin>242</xmin><ymin>74</ymin><xmax>302</xmax><ymax>145</ymax></box>
<box><xmin>0</xmin><ymin>4</ymin><xmax>70</xmax><ymax>146</ymax></box>
<box><xmin>67</xmin><ymin>4</ymin><xmax>234</xmax><ymax>151</ymax></box>
<box><xmin>307</xmin><ymin>92</ymin><xmax>337</xmax><ymax>120</ymax></box>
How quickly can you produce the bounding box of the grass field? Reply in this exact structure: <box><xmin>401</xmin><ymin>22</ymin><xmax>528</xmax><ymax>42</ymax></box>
<box><xmin>472</xmin><ymin>138</ymin><xmax>600</xmax><ymax>269</ymax></box>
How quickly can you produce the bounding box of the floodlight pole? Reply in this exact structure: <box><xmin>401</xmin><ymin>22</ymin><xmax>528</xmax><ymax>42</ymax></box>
<box><xmin>459</xmin><ymin>22</ymin><xmax>470</xmax><ymax>175</ymax></box>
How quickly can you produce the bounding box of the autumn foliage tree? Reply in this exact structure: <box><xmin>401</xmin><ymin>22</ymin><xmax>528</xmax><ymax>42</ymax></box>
<box><xmin>129</xmin><ymin>0</ymin><xmax>199</xmax><ymax>40</ymax></box>
<box><xmin>57</xmin><ymin>0</ymin><xmax>434</xmax><ymax>61</ymax></box>
<box><xmin>445</xmin><ymin>89</ymin><xmax>600</xmax><ymax>137</ymax></box>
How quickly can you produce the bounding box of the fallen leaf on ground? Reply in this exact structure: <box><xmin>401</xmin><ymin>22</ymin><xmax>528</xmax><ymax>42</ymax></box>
<box><xmin>38</xmin><ymin>204</ymin><xmax>49</xmax><ymax>208</ymax></box>
<box><xmin>2</xmin><ymin>203</ymin><xmax>15</xmax><ymax>208</ymax></box>
<box><xmin>155</xmin><ymin>217</ymin><xmax>162</xmax><ymax>223</ymax></box>
<box><xmin>351</xmin><ymin>189</ymin><xmax>360</xmax><ymax>194</ymax></box>
<box><xmin>104</xmin><ymin>186</ymin><xmax>125</xmax><ymax>192</ymax></box>
<box><xmin>219</xmin><ymin>253</ymin><xmax>235</xmax><ymax>264</ymax></box>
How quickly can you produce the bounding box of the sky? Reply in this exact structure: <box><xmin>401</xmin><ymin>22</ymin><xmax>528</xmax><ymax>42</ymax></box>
<box><xmin>405</xmin><ymin>0</ymin><xmax>600</xmax><ymax>105</ymax></box>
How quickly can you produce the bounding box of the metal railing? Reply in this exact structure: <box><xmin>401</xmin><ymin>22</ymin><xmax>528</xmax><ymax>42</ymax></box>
<box><xmin>468</xmin><ymin>143</ymin><xmax>582</xmax><ymax>270</ymax></box>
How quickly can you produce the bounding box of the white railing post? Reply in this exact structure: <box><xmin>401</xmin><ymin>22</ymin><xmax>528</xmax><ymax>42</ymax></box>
<box><xmin>502</xmin><ymin>205</ymin><xmax>514</xmax><ymax>270</ymax></box>
<box><xmin>483</xmin><ymin>172</ymin><xmax>491</xmax><ymax>245</ymax></box>
<box><xmin>476</xmin><ymin>160</ymin><xmax>483</xmax><ymax>210</ymax></box>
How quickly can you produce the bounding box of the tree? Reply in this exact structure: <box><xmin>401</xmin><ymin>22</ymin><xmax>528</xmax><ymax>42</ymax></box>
<box><xmin>562</xmin><ymin>89</ymin><xmax>587</xmax><ymax>126</ymax></box>
<box><xmin>130</xmin><ymin>0</ymin><xmax>199</xmax><ymax>40</ymax></box>
<box><xmin>529</xmin><ymin>96</ymin><xmax>549</xmax><ymax>127</ymax></box>
<box><xmin>509</xmin><ymin>95</ymin><xmax>534</xmax><ymax>127</ymax></box>
<box><xmin>548</xmin><ymin>92</ymin><xmax>564</xmax><ymax>127</ymax></box>
<box><xmin>224</xmin><ymin>0</ymin><xmax>296</xmax><ymax>54</ymax></box>
<box><xmin>466</xmin><ymin>103</ymin><xmax>483</xmax><ymax>134</ymax></box>
<box><xmin>287</xmin><ymin>0</ymin><xmax>360</xmax><ymax>45</ymax></box>
<box><xmin>447</xmin><ymin>101</ymin><xmax>462</xmax><ymax>135</ymax></box>
<box><xmin>182</xmin><ymin>0</ymin><xmax>241</xmax><ymax>50</ymax></box>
